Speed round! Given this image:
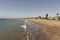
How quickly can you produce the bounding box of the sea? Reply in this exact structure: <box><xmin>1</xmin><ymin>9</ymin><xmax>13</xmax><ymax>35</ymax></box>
<box><xmin>0</xmin><ymin>19</ymin><xmax>26</xmax><ymax>40</ymax></box>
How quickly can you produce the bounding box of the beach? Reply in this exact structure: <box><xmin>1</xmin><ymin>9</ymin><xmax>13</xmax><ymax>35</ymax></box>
<box><xmin>0</xmin><ymin>19</ymin><xmax>50</xmax><ymax>40</ymax></box>
<box><xmin>28</xmin><ymin>19</ymin><xmax>60</xmax><ymax>40</ymax></box>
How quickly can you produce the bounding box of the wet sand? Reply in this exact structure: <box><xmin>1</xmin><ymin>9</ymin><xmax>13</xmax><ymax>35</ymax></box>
<box><xmin>25</xmin><ymin>21</ymin><xmax>51</xmax><ymax>40</ymax></box>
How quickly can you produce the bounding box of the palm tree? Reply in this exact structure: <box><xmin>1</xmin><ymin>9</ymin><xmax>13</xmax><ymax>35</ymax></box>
<box><xmin>46</xmin><ymin>13</ymin><xmax>48</xmax><ymax>19</ymax></box>
<box><xmin>56</xmin><ymin>13</ymin><xmax>59</xmax><ymax>16</ymax></box>
<box><xmin>56</xmin><ymin>13</ymin><xmax>60</xmax><ymax>21</ymax></box>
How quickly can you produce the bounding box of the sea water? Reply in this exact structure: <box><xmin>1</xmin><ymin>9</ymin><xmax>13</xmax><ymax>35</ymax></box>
<box><xmin>0</xmin><ymin>19</ymin><xmax>26</xmax><ymax>40</ymax></box>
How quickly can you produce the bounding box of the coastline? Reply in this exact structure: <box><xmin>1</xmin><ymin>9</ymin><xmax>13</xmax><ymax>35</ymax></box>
<box><xmin>28</xmin><ymin>19</ymin><xmax>60</xmax><ymax>40</ymax></box>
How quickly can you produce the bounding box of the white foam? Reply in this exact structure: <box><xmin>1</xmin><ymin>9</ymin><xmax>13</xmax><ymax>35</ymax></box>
<box><xmin>20</xmin><ymin>20</ymin><xmax>28</xmax><ymax>31</ymax></box>
<box><xmin>21</xmin><ymin>24</ymin><xmax>26</xmax><ymax>31</ymax></box>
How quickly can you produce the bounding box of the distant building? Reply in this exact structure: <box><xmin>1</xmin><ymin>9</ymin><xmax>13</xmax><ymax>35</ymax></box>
<box><xmin>48</xmin><ymin>16</ymin><xmax>53</xmax><ymax>20</ymax></box>
<box><xmin>54</xmin><ymin>15</ymin><xmax>60</xmax><ymax>21</ymax></box>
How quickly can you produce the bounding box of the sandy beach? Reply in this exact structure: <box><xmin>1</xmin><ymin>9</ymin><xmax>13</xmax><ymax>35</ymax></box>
<box><xmin>28</xmin><ymin>19</ymin><xmax>60</xmax><ymax>40</ymax></box>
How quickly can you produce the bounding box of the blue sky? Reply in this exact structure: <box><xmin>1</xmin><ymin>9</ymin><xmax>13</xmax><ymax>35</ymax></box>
<box><xmin>0</xmin><ymin>0</ymin><xmax>60</xmax><ymax>18</ymax></box>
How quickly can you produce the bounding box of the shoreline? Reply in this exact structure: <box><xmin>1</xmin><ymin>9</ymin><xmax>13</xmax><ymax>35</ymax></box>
<box><xmin>28</xmin><ymin>19</ymin><xmax>60</xmax><ymax>40</ymax></box>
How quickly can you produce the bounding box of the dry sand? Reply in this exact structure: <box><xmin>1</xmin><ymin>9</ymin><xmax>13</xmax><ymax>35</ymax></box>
<box><xmin>28</xmin><ymin>19</ymin><xmax>60</xmax><ymax>40</ymax></box>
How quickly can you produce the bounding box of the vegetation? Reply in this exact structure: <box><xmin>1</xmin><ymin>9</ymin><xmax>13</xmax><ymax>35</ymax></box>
<box><xmin>25</xmin><ymin>13</ymin><xmax>60</xmax><ymax>21</ymax></box>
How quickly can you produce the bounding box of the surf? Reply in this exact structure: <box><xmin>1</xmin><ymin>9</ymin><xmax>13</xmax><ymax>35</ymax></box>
<box><xmin>20</xmin><ymin>20</ymin><xmax>28</xmax><ymax>31</ymax></box>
